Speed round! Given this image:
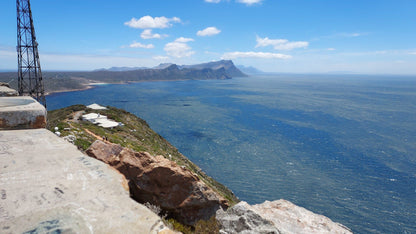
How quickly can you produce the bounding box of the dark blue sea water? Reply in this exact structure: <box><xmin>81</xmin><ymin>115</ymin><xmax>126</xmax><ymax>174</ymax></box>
<box><xmin>46</xmin><ymin>75</ymin><xmax>416</xmax><ymax>233</ymax></box>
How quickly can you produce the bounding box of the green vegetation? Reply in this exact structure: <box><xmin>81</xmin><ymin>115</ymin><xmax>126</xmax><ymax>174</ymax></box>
<box><xmin>47</xmin><ymin>104</ymin><xmax>239</xmax><ymax>204</ymax></box>
<box><xmin>48</xmin><ymin>105</ymin><xmax>238</xmax><ymax>233</ymax></box>
<box><xmin>164</xmin><ymin>216</ymin><xmax>219</xmax><ymax>234</ymax></box>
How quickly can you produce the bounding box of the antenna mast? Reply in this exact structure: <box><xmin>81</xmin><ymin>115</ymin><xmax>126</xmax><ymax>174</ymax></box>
<box><xmin>16</xmin><ymin>0</ymin><xmax>46</xmax><ymax>107</ymax></box>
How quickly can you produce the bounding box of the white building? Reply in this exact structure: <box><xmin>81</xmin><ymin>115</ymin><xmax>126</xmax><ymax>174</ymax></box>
<box><xmin>82</xmin><ymin>113</ymin><xmax>120</xmax><ymax>128</ymax></box>
<box><xmin>87</xmin><ymin>103</ymin><xmax>107</xmax><ymax>110</ymax></box>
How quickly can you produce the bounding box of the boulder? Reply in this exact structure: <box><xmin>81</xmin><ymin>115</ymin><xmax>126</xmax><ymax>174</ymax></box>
<box><xmin>217</xmin><ymin>200</ymin><xmax>352</xmax><ymax>234</ymax></box>
<box><xmin>216</xmin><ymin>202</ymin><xmax>281</xmax><ymax>234</ymax></box>
<box><xmin>251</xmin><ymin>200</ymin><xmax>352</xmax><ymax>234</ymax></box>
<box><xmin>86</xmin><ymin>140</ymin><xmax>229</xmax><ymax>225</ymax></box>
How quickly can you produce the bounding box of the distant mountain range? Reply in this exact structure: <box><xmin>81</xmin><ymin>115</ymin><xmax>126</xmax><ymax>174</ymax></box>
<box><xmin>87</xmin><ymin>60</ymin><xmax>246</xmax><ymax>82</ymax></box>
<box><xmin>236</xmin><ymin>65</ymin><xmax>264</xmax><ymax>74</ymax></box>
<box><xmin>95</xmin><ymin>60</ymin><xmax>247</xmax><ymax>78</ymax></box>
<box><xmin>94</xmin><ymin>66</ymin><xmax>148</xmax><ymax>72</ymax></box>
<box><xmin>0</xmin><ymin>60</ymin><xmax>247</xmax><ymax>94</ymax></box>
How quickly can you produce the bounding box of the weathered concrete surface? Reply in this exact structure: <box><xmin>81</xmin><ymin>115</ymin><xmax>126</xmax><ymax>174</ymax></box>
<box><xmin>217</xmin><ymin>200</ymin><xmax>352</xmax><ymax>234</ymax></box>
<box><xmin>0</xmin><ymin>129</ymin><xmax>171</xmax><ymax>233</ymax></box>
<box><xmin>0</xmin><ymin>96</ymin><xmax>46</xmax><ymax>129</ymax></box>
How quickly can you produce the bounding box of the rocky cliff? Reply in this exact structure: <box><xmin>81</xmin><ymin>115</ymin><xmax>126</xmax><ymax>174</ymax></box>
<box><xmin>47</xmin><ymin>104</ymin><xmax>352</xmax><ymax>233</ymax></box>
<box><xmin>216</xmin><ymin>200</ymin><xmax>352</xmax><ymax>234</ymax></box>
<box><xmin>180</xmin><ymin>60</ymin><xmax>247</xmax><ymax>77</ymax></box>
<box><xmin>86</xmin><ymin>140</ymin><xmax>229</xmax><ymax>226</ymax></box>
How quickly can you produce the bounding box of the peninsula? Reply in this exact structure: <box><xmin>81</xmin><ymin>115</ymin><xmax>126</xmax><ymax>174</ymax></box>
<box><xmin>0</xmin><ymin>60</ymin><xmax>246</xmax><ymax>95</ymax></box>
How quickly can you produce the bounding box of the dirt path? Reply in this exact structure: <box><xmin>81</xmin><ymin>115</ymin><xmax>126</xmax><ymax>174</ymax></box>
<box><xmin>84</xmin><ymin>128</ymin><xmax>109</xmax><ymax>143</ymax></box>
<box><xmin>65</xmin><ymin>111</ymin><xmax>110</xmax><ymax>143</ymax></box>
<box><xmin>72</xmin><ymin>111</ymin><xmax>84</xmax><ymax>123</ymax></box>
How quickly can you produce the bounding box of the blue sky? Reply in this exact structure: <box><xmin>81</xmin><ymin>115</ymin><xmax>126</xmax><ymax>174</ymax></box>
<box><xmin>1</xmin><ymin>0</ymin><xmax>416</xmax><ymax>74</ymax></box>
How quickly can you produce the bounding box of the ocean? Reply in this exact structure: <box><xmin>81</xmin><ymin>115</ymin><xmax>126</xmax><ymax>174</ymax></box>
<box><xmin>46</xmin><ymin>74</ymin><xmax>416</xmax><ymax>233</ymax></box>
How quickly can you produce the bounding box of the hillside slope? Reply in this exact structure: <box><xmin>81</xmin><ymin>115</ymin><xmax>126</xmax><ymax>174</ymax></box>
<box><xmin>47</xmin><ymin>105</ymin><xmax>239</xmax><ymax>207</ymax></box>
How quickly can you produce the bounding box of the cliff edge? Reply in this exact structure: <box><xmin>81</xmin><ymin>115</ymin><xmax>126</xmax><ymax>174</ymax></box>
<box><xmin>0</xmin><ymin>129</ymin><xmax>173</xmax><ymax>233</ymax></box>
<box><xmin>86</xmin><ymin>140</ymin><xmax>229</xmax><ymax>226</ymax></box>
<box><xmin>46</xmin><ymin>104</ymin><xmax>353</xmax><ymax>233</ymax></box>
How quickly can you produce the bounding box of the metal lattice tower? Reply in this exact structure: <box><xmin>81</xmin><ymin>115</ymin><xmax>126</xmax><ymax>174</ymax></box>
<box><xmin>16</xmin><ymin>0</ymin><xmax>46</xmax><ymax>107</ymax></box>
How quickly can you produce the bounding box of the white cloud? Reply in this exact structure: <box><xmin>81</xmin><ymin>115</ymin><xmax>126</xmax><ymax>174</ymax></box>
<box><xmin>256</xmin><ymin>36</ymin><xmax>309</xmax><ymax>50</ymax></box>
<box><xmin>175</xmin><ymin>37</ymin><xmax>194</xmax><ymax>43</ymax></box>
<box><xmin>124</xmin><ymin>15</ymin><xmax>181</xmax><ymax>29</ymax></box>
<box><xmin>222</xmin><ymin>51</ymin><xmax>292</xmax><ymax>59</ymax></box>
<box><xmin>236</xmin><ymin>0</ymin><xmax>263</xmax><ymax>5</ymax></box>
<box><xmin>197</xmin><ymin>27</ymin><xmax>221</xmax><ymax>37</ymax></box>
<box><xmin>141</xmin><ymin>29</ymin><xmax>167</xmax><ymax>39</ymax></box>
<box><xmin>164</xmin><ymin>38</ymin><xmax>195</xmax><ymax>58</ymax></box>
<box><xmin>205</xmin><ymin>0</ymin><xmax>221</xmax><ymax>2</ymax></box>
<box><xmin>129</xmin><ymin>42</ymin><xmax>154</xmax><ymax>49</ymax></box>
<box><xmin>327</xmin><ymin>48</ymin><xmax>336</xmax><ymax>51</ymax></box>
<box><xmin>409</xmin><ymin>51</ymin><xmax>416</xmax><ymax>55</ymax></box>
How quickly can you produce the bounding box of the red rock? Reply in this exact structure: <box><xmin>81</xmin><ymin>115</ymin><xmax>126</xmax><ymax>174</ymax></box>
<box><xmin>86</xmin><ymin>140</ymin><xmax>229</xmax><ymax>225</ymax></box>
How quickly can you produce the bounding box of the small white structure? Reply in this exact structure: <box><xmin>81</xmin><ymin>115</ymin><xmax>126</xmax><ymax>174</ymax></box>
<box><xmin>87</xmin><ymin>103</ymin><xmax>107</xmax><ymax>110</ymax></box>
<box><xmin>82</xmin><ymin>113</ymin><xmax>107</xmax><ymax>124</ymax></box>
<box><xmin>96</xmin><ymin>119</ymin><xmax>120</xmax><ymax>128</ymax></box>
<box><xmin>82</xmin><ymin>112</ymin><xmax>120</xmax><ymax>129</ymax></box>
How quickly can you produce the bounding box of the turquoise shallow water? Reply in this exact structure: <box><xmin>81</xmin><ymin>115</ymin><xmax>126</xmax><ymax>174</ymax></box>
<box><xmin>47</xmin><ymin>75</ymin><xmax>416</xmax><ymax>233</ymax></box>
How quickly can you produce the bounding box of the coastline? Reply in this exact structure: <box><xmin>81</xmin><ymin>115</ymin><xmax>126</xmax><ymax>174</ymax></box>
<box><xmin>45</xmin><ymin>82</ymin><xmax>123</xmax><ymax>96</ymax></box>
<box><xmin>44</xmin><ymin>77</ymin><xmax>233</xmax><ymax>96</ymax></box>
<box><xmin>45</xmin><ymin>84</ymin><xmax>94</xmax><ymax>96</ymax></box>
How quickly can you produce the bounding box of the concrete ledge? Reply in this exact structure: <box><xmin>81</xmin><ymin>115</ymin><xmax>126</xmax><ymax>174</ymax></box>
<box><xmin>0</xmin><ymin>86</ymin><xmax>18</xmax><ymax>97</ymax></box>
<box><xmin>0</xmin><ymin>129</ymin><xmax>169</xmax><ymax>233</ymax></box>
<box><xmin>0</xmin><ymin>96</ymin><xmax>46</xmax><ymax>129</ymax></box>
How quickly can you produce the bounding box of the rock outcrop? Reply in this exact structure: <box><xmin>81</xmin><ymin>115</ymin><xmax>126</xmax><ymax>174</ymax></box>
<box><xmin>217</xmin><ymin>200</ymin><xmax>353</xmax><ymax>234</ymax></box>
<box><xmin>86</xmin><ymin>140</ymin><xmax>229</xmax><ymax>225</ymax></box>
<box><xmin>216</xmin><ymin>202</ymin><xmax>280</xmax><ymax>234</ymax></box>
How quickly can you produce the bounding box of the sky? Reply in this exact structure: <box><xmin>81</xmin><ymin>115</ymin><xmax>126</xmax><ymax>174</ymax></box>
<box><xmin>1</xmin><ymin>0</ymin><xmax>416</xmax><ymax>74</ymax></box>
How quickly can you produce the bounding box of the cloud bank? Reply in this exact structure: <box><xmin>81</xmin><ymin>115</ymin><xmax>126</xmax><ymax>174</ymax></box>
<box><xmin>256</xmin><ymin>36</ymin><xmax>309</xmax><ymax>50</ymax></box>
<box><xmin>124</xmin><ymin>16</ymin><xmax>181</xmax><ymax>29</ymax></box>
<box><xmin>164</xmin><ymin>37</ymin><xmax>195</xmax><ymax>58</ymax></box>
<box><xmin>129</xmin><ymin>42</ymin><xmax>154</xmax><ymax>49</ymax></box>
